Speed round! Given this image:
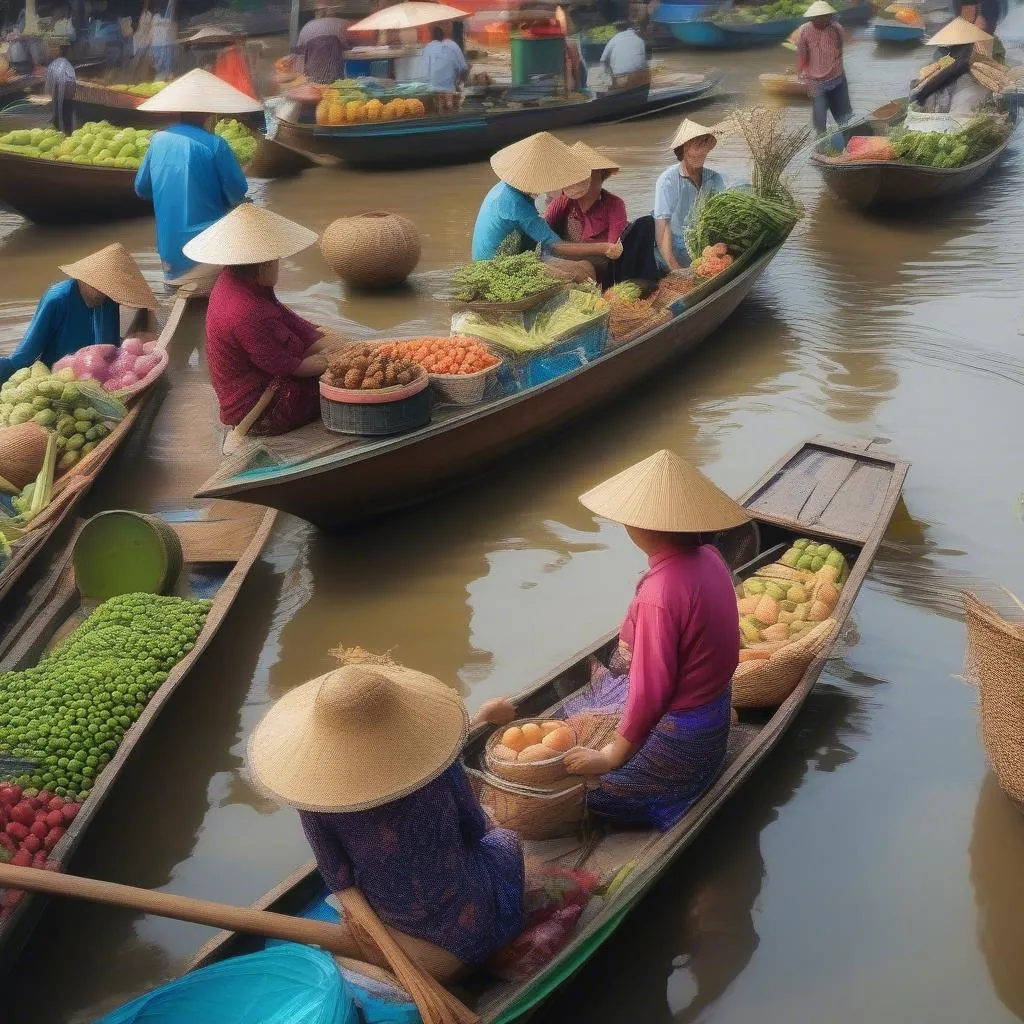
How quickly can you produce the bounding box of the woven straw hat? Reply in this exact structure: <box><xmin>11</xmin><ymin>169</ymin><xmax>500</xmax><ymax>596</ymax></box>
<box><xmin>247</xmin><ymin>664</ymin><xmax>468</xmax><ymax>812</ymax></box>
<box><xmin>59</xmin><ymin>243</ymin><xmax>158</xmax><ymax>309</ymax></box>
<box><xmin>137</xmin><ymin>68</ymin><xmax>262</xmax><ymax>113</ymax></box>
<box><xmin>579</xmin><ymin>449</ymin><xmax>750</xmax><ymax>532</ymax></box>
<box><xmin>804</xmin><ymin>1</ymin><xmax>837</xmax><ymax>16</ymax></box>
<box><xmin>670</xmin><ymin>118</ymin><xmax>719</xmax><ymax>152</ymax></box>
<box><xmin>490</xmin><ymin>132</ymin><xmax>592</xmax><ymax>194</ymax></box>
<box><xmin>927</xmin><ymin>16</ymin><xmax>992</xmax><ymax>45</ymax></box>
<box><xmin>349</xmin><ymin>1</ymin><xmax>470</xmax><ymax>32</ymax></box>
<box><xmin>570</xmin><ymin>140</ymin><xmax>620</xmax><ymax>174</ymax></box>
<box><xmin>182</xmin><ymin>204</ymin><xmax>318</xmax><ymax>266</ymax></box>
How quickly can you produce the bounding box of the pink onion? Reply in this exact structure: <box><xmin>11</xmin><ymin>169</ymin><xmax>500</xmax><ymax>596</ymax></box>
<box><xmin>120</xmin><ymin>338</ymin><xmax>145</xmax><ymax>356</ymax></box>
<box><xmin>133</xmin><ymin>354</ymin><xmax>160</xmax><ymax>377</ymax></box>
<box><xmin>81</xmin><ymin>351</ymin><xmax>113</xmax><ymax>381</ymax></box>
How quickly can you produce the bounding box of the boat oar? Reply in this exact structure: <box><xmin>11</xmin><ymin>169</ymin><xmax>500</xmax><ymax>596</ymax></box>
<box><xmin>0</xmin><ymin>863</ymin><xmax>479</xmax><ymax>1024</ymax></box>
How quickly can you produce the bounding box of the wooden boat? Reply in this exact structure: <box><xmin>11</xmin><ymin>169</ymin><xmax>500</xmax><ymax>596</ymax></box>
<box><xmin>0</xmin><ymin>297</ymin><xmax>190</xmax><ymax>616</ymax></box>
<box><xmin>759</xmin><ymin>72</ymin><xmax>809</xmax><ymax>99</ymax></box>
<box><xmin>811</xmin><ymin>103</ymin><xmax>1016</xmax><ymax>211</ymax></box>
<box><xmin>187</xmin><ymin>437</ymin><xmax>909</xmax><ymax>1023</ymax></box>
<box><xmin>0</xmin><ymin>504</ymin><xmax>277</xmax><ymax>966</ymax></box>
<box><xmin>871</xmin><ymin>18</ymin><xmax>925</xmax><ymax>42</ymax></box>
<box><xmin>609</xmin><ymin>71</ymin><xmax>724</xmax><ymax>123</ymax></box>
<box><xmin>668</xmin><ymin>15</ymin><xmax>803</xmax><ymax>48</ymax></box>
<box><xmin>196</xmin><ymin>240</ymin><xmax>789</xmax><ymax>528</ymax></box>
<box><xmin>268</xmin><ymin>83</ymin><xmax>651</xmax><ymax>169</ymax></box>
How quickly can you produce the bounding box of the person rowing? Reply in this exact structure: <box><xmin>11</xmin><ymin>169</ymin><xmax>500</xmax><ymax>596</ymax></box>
<box><xmin>911</xmin><ymin>17</ymin><xmax>995</xmax><ymax>115</ymax></box>
<box><xmin>560</xmin><ymin>449</ymin><xmax>749</xmax><ymax>829</ymax></box>
<box><xmin>0</xmin><ymin>244</ymin><xmax>157</xmax><ymax>384</ymax></box>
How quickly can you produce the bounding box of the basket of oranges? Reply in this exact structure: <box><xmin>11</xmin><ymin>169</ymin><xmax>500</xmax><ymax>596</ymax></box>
<box><xmin>376</xmin><ymin>337</ymin><xmax>502</xmax><ymax>406</ymax></box>
<box><xmin>485</xmin><ymin>718</ymin><xmax>576</xmax><ymax>786</ymax></box>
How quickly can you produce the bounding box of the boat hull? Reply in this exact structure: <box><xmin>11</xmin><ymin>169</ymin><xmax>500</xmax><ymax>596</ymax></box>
<box><xmin>196</xmin><ymin>246</ymin><xmax>781</xmax><ymax>527</ymax></box>
<box><xmin>609</xmin><ymin>73</ymin><xmax>724</xmax><ymax>122</ymax></box>
<box><xmin>669</xmin><ymin>16</ymin><xmax>802</xmax><ymax>48</ymax></box>
<box><xmin>872</xmin><ymin>19</ymin><xmax>924</xmax><ymax>42</ymax></box>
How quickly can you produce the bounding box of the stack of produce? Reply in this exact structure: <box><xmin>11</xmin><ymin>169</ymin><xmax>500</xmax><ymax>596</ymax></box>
<box><xmin>322</xmin><ymin>345</ymin><xmax>423</xmax><ymax>390</ymax></box>
<box><xmin>214</xmin><ymin>118</ymin><xmax>257</xmax><ymax>165</ymax></box>
<box><xmin>691</xmin><ymin>243</ymin><xmax>735</xmax><ymax>280</ymax></box>
<box><xmin>715</xmin><ymin>0</ymin><xmax>805</xmax><ymax>24</ymax></box>
<box><xmin>105</xmin><ymin>80</ymin><xmax>168</xmax><ymax>99</ymax></box>
<box><xmin>886</xmin><ymin>4</ymin><xmax>924</xmax><ymax>26</ymax></box>
<box><xmin>0</xmin><ymin>787</ymin><xmax>80</xmax><ymax>901</ymax></box>
<box><xmin>54</xmin><ymin>338</ymin><xmax>165</xmax><ymax>395</ymax></box>
<box><xmin>604</xmin><ymin>282</ymin><xmax>672</xmax><ymax>342</ymax></box>
<box><xmin>586</xmin><ymin>24</ymin><xmax>617</xmax><ymax>41</ymax></box>
<box><xmin>917</xmin><ymin>54</ymin><xmax>955</xmax><ymax>86</ymax></box>
<box><xmin>686</xmin><ymin>188</ymin><xmax>799</xmax><ymax>259</ymax></box>
<box><xmin>450</xmin><ymin>252</ymin><xmax>558</xmax><ymax>304</ymax></box>
<box><xmin>888</xmin><ymin>114</ymin><xmax>1011</xmax><ymax>168</ymax></box>
<box><xmin>490</xmin><ymin>720</ymin><xmax>574</xmax><ymax>765</ymax></box>
<box><xmin>316</xmin><ymin>92</ymin><xmax>426</xmax><ymax>125</ymax></box>
<box><xmin>458</xmin><ymin>290</ymin><xmax>607</xmax><ymax>354</ymax></box>
<box><xmin>375</xmin><ymin>337</ymin><xmax>499</xmax><ymax>376</ymax></box>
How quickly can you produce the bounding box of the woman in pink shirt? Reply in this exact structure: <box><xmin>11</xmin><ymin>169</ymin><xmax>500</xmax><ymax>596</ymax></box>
<box><xmin>562</xmin><ymin>449</ymin><xmax>749</xmax><ymax>829</ymax></box>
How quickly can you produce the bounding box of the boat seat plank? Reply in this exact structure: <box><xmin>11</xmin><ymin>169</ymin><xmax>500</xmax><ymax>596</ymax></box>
<box><xmin>814</xmin><ymin>461</ymin><xmax>894</xmax><ymax>541</ymax></box>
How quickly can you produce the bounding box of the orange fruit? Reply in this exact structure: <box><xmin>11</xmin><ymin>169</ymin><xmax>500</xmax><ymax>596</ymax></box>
<box><xmin>518</xmin><ymin>743</ymin><xmax>552</xmax><ymax>762</ymax></box>
<box><xmin>520</xmin><ymin>722</ymin><xmax>543</xmax><ymax>745</ymax></box>
<box><xmin>501</xmin><ymin>726</ymin><xmax>527</xmax><ymax>752</ymax></box>
<box><xmin>541</xmin><ymin>727</ymin><xmax>573</xmax><ymax>753</ymax></box>
<box><xmin>540</xmin><ymin>721</ymin><xmax>562</xmax><ymax>734</ymax></box>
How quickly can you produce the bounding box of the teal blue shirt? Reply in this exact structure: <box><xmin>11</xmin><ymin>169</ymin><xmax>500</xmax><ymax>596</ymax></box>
<box><xmin>471</xmin><ymin>181</ymin><xmax>562</xmax><ymax>260</ymax></box>
<box><xmin>0</xmin><ymin>279</ymin><xmax>119</xmax><ymax>383</ymax></box>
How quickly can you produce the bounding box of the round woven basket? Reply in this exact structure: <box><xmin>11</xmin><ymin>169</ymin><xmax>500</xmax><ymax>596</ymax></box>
<box><xmin>485</xmin><ymin>718</ymin><xmax>575</xmax><ymax>786</ymax></box>
<box><xmin>320</xmin><ymin>211</ymin><xmax>421</xmax><ymax>289</ymax></box>
<box><xmin>731</xmin><ymin>619</ymin><xmax>837</xmax><ymax>710</ymax></box>
<box><xmin>0</xmin><ymin>421</ymin><xmax>49</xmax><ymax>490</ymax></box>
<box><xmin>430</xmin><ymin>363</ymin><xmax>499</xmax><ymax>406</ymax></box>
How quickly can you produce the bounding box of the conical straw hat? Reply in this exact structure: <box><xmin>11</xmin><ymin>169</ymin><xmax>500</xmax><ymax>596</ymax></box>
<box><xmin>804</xmin><ymin>1</ymin><xmax>837</xmax><ymax>17</ymax></box>
<box><xmin>671</xmin><ymin>118</ymin><xmax>719</xmax><ymax>151</ymax></box>
<box><xmin>137</xmin><ymin>68</ymin><xmax>262</xmax><ymax>113</ymax></box>
<box><xmin>490</xmin><ymin>132</ymin><xmax>592</xmax><ymax>194</ymax></box>
<box><xmin>579</xmin><ymin>449</ymin><xmax>750</xmax><ymax>532</ymax></box>
<box><xmin>182</xmin><ymin>203</ymin><xmax>318</xmax><ymax>266</ymax></box>
<box><xmin>59</xmin><ymin>243</ymin><xmax>158</xmax><ymax>309</ymax></box>
<box><xmin>570</xmin><ymin>140</ymin><xmax>620</xmax><ymax>174</ymax></box>
<box><xmin>927</xmin><ymin>16</ymin><xmax>992</xmax><ymax>45</ymax></box>
<box><xmin>247</xmin><ymin>664</ymin><xmax>468</xmax><ymax>812</ymax></box>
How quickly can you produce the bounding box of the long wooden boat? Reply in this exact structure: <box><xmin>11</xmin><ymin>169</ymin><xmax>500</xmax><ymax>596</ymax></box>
<box><xmin>186</xmin><ymin>437</ymin><xmax>909</xmax><ymax>1023</ymax></box>
<box><xmin>0</xmin><ymin>503</ymin><xmax>277</xmax><ymax>968</ymax></box>
<box><xmin>667</xmin><ymin>1</ymin><xmax>870</xmax><ymax>46</ymax></box>
<box><xmin>269</xmin><ymin>83</ymin><xmax>651</xmax><ymax>168</ymax></box>
<box><xmin>0</xmin><ymin>296</ymin><xmax>190</xmax><ymax>616</ymax></box>
<box><xmin>871</xmin><ymin>18</ymin><xmax>925</xmax><ymax>42</ymax></box>
<box><xmin>811</xmin><ymin>105</ymin><xmax>1016</xmax><ymax>211</ymax></box>
<box><xmin>196</xmin><ymin>240</ymin><xmax>789</xmax><ymax>528</ymax></box>
<box><xmin>608</xmin><ymin>71</ymin><xmax>724</xmax><ymax>123</ymax></box>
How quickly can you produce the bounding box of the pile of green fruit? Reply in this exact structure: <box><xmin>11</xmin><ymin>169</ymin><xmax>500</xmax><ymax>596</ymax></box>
<box><xmin>0</xmin><ymin>121</ymin><xmax>153</xmax><ymax>168</ymax></box>
<box><xmin>450</xmin><ymin>252</ymin><xmax>558</xmax><ymax>303</ymax></box>
<box><xmin>106</xmin><ymin>80</ymin><xmax>168</xmax><ymax>98</ymax></box>
<box><xmin>0</xmin><ymin>593</ymin><xmax>211</xmax><ymax>800</ymax></box>
<box><xmin>890</xmin><ymin>114</ymin><xmax>1010</xmax><ymax>169</ymax></box>
<box><xmin>586</xmin><ymin>24</ymin><xmax>617</xmax><ymax>42</ymax></box>
<box><xmin>715</xmin><ymin>0</ymin><xmax>805</xmax><ymax>22</ymax></box>
<box><xmin>0</xmin><ymin>364</ymin><xmax>126</xmax><ymax>474</ymax></box>
<box><xmin>778</xmin><ymin>537</ymin><xmax>849</xmax><ymax>581</ymax></box>
<box><xmin>214</xmin><ymin>118</ymin><xmax>257</xmax><ymax>166</ymax></box>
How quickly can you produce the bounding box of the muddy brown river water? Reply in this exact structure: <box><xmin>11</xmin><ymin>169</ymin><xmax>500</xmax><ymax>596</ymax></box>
<box><xmin>4</xmin><ymin>16</ymin><xmax>1024</xmax><ymax>1022</ymax></box>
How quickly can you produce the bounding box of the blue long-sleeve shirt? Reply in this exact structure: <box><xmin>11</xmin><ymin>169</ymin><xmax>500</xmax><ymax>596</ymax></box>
<box><xmin>134</xmin><ymin>123</ymin><xmax>248</xmax><ymax>279</ymax></box>
<box><xmin>0</xmin><ymin>279</ymin><xmax>120</xmax><ymax>384</ymax></box>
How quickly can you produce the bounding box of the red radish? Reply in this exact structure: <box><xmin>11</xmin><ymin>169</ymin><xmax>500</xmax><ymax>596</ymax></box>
<box><xmin>22</xmin><ymin>835</ymin><xmax>40</xmax><ymax>854</ymax></box>
<box><xmin>10</xmin><ymin>850</ymin><xmax>30</xmax><ymax>868</ymax></box>
<box><xmin>61</xmin><ymin>803</ymin><xmax>80</xmax><ymax>823</ymax></box>
<box><xmin>10</xmin><ymin>803</ymin><xmax>34</xmax><ymax>827</ymax></box>
<box><xmin>47</xmin><ymin>796</ymin><xmax>64</xmax><ymax>812</ymax></box>
<box><xmin>5</xmin><ymin>823</ymin><xmax>28</xmax><ymax>841</ymax></box>
<box><xmin>29</xmin><ymin>820</ymin><xmax>47</xmax><ymax>839</ymax></box>
<box><xmin>43</xmin><ymin>827</ymin><xmax>63</xmax><ymax>851</ymax></box>
<box><xmin>44</xmin><ymin>810</ymin><xmax>62</xmax><ymax>828</ymax></box>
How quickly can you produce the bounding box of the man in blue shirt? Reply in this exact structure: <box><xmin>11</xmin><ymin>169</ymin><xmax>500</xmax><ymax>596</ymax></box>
<box><xmin>0</xmin><ymin>243</ymin><xmax>157</xmax><ymax>383</ymax></box>
<box><xmin>134</xmin><ymin>69</ymin><xmax>258</xmax><ymax>287</ymax></box>
<box><xmin>422</xmin><ymin>24</ymin><xmax>467</xmax><ymax>110</ymax></box>
<box><xmin>472</xmin><ymin>132</ymin><xmax>623</xmax><ymax>279</ymax></box>
<box><xmin>654</xmin><ymin>119</ymin><xmax>725</xmax><ymax>272</ymax></box>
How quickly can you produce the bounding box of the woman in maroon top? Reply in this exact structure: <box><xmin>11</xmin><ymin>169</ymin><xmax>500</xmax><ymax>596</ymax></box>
<box><xmin>183</xmin><ymin>204</ymin><xmax>344</xmax><ymax>436</ymax></box>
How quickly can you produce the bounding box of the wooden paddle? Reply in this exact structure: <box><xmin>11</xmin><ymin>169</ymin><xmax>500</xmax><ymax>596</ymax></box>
<box><xmin>0</xmin><ymin>863</ymin><xmax>479</xmax><ymax>1024</ymax></box>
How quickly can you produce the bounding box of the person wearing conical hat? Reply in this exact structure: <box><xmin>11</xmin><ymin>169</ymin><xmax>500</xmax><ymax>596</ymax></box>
<box><xmin>559</xmin><ymin>450</ymin><xmax>749</xmax><ymax>830</ymax></box>
<box><xmin>654</xmin><ymin>119</ymin><xmax>725</xmax><ymax>273</ymax></box>
<box><xmin>472</xmin><ymin>132</ymin><xmax>624</xmax><ymax>282</ymax></box>
<box><xmin>795</xmin><ymin>1</ymin><xmax>852</xmax><ymax>135</ymax></box>
<box><xmin>0</xmin><ymin>244</ymin><xmax>158</xmax><ymax>385</ymax></box>
<box><xmin>246</xmin><ymin>656</ymin><xmax>524</xmax><ymax>978</ymax></box>
<box><xmin>183</xmin><ymin>204</ymin><xmax>347</xmax><ymax>436</ymax></box>
<box><xmin>912</xmin><ymin>18</ymin><xmax>995</xmax><ymax>114</ymax></box>
<box><xmin>133</xmin><ymin>69</ymin><xmax>258</xmax><ymax>286</ymax></box>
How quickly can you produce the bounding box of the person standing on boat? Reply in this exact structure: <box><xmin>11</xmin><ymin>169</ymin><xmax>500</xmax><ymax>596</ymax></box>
<box><xmin>44</xmin><ymin>43</ymin><xmax>76</xmax><ymax>133</ymax></box>
<box><xmin>795</xmin><ymin>1</ymin><xmax>852</xmax><ymax>135</ymax></box>
<box><xmin>133</xmin><ymin>70</ymin><xmax>255</xmax><ymax>291</ymax></box>
<box><xmin>296</xmin><ymin>3</ymin><xmax>349</xmax><ymax>85</ymax></box>
<box><xmin>653</xmin><ymin>119</ymin><xmax>725</xmax><ymax>273</ymax></box>
<box><xmin>246</xmin><ymin>654</ymin><xmax>524</xmax><ymax>979</ymax></box>
<box><xmin>560</xmin><ymin>449</ymin><xmax>749</xmax><ymax>830</ymax></box>
<box><xmin>599</xmin><ymin>18</ymin><xmax>647</xmax><ymax>79</ymax></box>
<box><xmin>184</xmin><ymin>204</ymin><xmax>346</xmax><ymax>437</ymax></box>
<box><xmin>472</xmin><ymin>132</ymin><xmax>623</xmax><ymax>282</ymax></box>
<box><xmin>0</xmin><ymin>244</ymin><xmax>157</xmax><ymax>384</ymax></box>
<box><xmin>422</xmin><ymin>24</ymin><xmax>467</xmax><ymax>112</ymax></box>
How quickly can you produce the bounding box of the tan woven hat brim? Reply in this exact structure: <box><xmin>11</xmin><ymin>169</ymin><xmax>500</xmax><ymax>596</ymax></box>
<box><xmin>59</xmin><ymin>243</ymin><xmax>158</xmax><ymax>309</ymax></box>
<box><xmin>247</xmin><ymin>665</ymin><xmax>468</xmax><ymax>812</ymax></box>
<box><xmin>804</xmin><ymin>1</ymin><xmax>837</xmax><ymax>17</ymax></box>
<box><xmin>349</xmin><ymin>1</ymin><xmax>470</xmax><ymax>32</ymax></box>
<box><xmin>670</xmin><ymin>118</ymin><xmax>719</xmax><ymax>152</ymax></box>
<box><xmin>182</xmin><ymin>203</ymin><xmax>318</xmax><ymax>265</ymax></box>
<box><xmin>137</xmin><ymin>68</ymin><xmax>263</xmax><ymax>113</ymax></box>
<box><xmin>579</xmin><ymin>449</ymin><xmax>750</xmax><ymax>532</ymax></box>
<box><xmin>570</xmin><ymin>140</ymin><xmax>620</xmax><ymax>174</ymax></box>
<box><xmin>927</xmin><ymin>16</ymin><xmax>992</xmax><ymax>45</ymax></box>
<box><xmin>490</xmin><ymin>132</ymin><xmax>592</xmax><ymax>194</ymax></box>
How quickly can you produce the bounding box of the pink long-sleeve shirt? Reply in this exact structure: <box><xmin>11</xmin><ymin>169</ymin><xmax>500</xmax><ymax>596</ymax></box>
<box><xmin>618</xmin><ymin>545</ymin><xmax>740</xmax><ymax>745</ymax></box>
<box><xmin>544</xmin><ymin>190</ymin><xmax>628</xmax><ymax>244</ymax></box>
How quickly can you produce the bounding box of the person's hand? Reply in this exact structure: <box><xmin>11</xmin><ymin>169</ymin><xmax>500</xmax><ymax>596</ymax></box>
<box><xmin>472</xmin><ymin>697</ymin><xmax>516</xmax><ymax>728</ymax></box>
<box><xmin>563</xmin><ymin>746</ymin><xmax>609</xmax><ymax>775</ymax></box>
<box><xmin>310</xmin><ymin>352</ymin><xmax>328</xmax><ymax>374</ymax></box>
<box><xmin>605</xmin><ymin>240</ymin><xmax>623</xmax><ymax>260</ymax></box>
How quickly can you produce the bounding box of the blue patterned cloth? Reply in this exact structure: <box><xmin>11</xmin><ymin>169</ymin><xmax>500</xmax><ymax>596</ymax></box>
<box><xmin>299</xmin><ymin>763</ymin><xmax>525</xmax><ymax>965</ymax></box>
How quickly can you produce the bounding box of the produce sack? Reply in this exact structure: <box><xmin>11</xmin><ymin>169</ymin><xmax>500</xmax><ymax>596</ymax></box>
<box><xmin>96</xmin><ymin>946</ymin><xmax>356</xmax><ymax>1024</ymax></box>
<box><xmin>844</xmin><ymin>136</ymin><xmax>895</xmax><ymax>162</ymax></box>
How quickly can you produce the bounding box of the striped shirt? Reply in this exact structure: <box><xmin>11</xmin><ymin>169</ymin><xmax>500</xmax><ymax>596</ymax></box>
<box><xmin>796</xmin><ymin>22</ymin><xmax>844</xmax><ymax>83</ymax></box>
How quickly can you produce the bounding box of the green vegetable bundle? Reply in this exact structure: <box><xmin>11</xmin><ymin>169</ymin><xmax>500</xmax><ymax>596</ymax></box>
<box><xmin>459</xmin><ymin>291</ymin><xmax>605</xmax><ymax>353</ymax></box>
<box><xmin>889</xmin><ymin>114</ymin><xmax>1010</xmax><ymax>169</ymax></box>
<box><xmin>450</xmin><ymin>252</ymin><xmax>558</xmax><ymax>303</ymax></box>
<box><xmin>686</xmin><ymin>188</ymin><xmax>798</xmax><ymax>260</ymax></box>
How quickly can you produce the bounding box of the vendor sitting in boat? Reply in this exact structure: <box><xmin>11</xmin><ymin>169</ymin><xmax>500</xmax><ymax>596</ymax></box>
<box><xmin>0</xmin><ymin>243</ymin><xmax>157</xmax><ymax>385</ymax></box>
<box><xmin>561</xmin><ymin>449</ymin><xmax>748</xmax><ymax>829</ymax></box>
<box><xmin>910</xmin><ymin>18</ymin><xmax>995</xmax><ymax>116</ymax></box>
<box><xmin>654</xmin><ymin>119</ymin><xmax>726</xmax><ymax>273</ymax></box>
<box><xmin>185</xmin><ymin>204</ymin><xmax>345</xmax><ymax>437</ymax></box>
<box><xmin>472</xmin><ymin>132</ymin><xmax>623</xmax><ymax>283</ymax></box>
<box><xmin>133</xmin><ymin>70</ymin><xmax>257</xmax><ymax>290</ymax></box>
<box><xmin>246</xmin><ymin>653</ymin><xmax>524</xmax><ymax>980</ymax></box>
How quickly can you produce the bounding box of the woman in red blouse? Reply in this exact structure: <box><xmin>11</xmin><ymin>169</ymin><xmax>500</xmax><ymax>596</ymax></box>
<box><xmin>183</xmin><ymin>204</ymin><xmax>344</xmax><ymax>436</ymax></box>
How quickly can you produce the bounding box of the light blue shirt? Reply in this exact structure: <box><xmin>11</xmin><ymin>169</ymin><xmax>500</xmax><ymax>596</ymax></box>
<box><xmin>600</xmin><ymin>28</ymin><xmax>646</xmax><ymax>76</ymax></box>
<box><xmin>422</xmin><ymin>38</ymin><xmax>467</xmax><ymax>92</ymax></box>
<box><xmin>471</xmin><ymin>181</ymin><xmax>562</xmax><ymax>261</ymax></box>
<box><xmin>0</xmin><ymin>279</ymin><xmax>119</xmax><ymax>384</ymax></box>
<box><xmin>653</xmin><ymin>163</ymin><xmax>725</xmax><ymax>267</ymax></box>
<box><xmin>134</xmin><ymin>123</ymin><xmax>249</xmax><ymax>279</ymax></box>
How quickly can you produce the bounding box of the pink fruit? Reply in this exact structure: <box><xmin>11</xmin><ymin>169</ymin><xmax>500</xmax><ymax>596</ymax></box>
<box><xmin>22</xmin><ymin>835</ymin><xmax>40</xmax><ymax>854</ymax></box>
<box><xmin>44</xmin><ymin>811</ymin><xmax>62</xmax><ymax>828</ymax></box>
<box><xmin>10</xmin><ymin>803</ymin><xmax>33</xmax><ymax>827</ymax></box>
<box><xmin>29</xmin><ymin>821</ymin><xmax>47</xmax><ymax>839</ymax></box>
<box><xmin>0</xmin><ymin>834</ymin><xmax>15</xmax><ymax>854</ymax></box>
<box><xmin>10</xmin><ymin>850</ymin><xmax>31</xmax><ymax>868</ymax></box>
<box><xmin>121</xmin><ymin>337</ymin><xmax>145</xmax><ymax>355</ymax></box>
<box><xmin>5</xmin><ymin>823</ymin><xmax>28</xmax><ymax>841</ymax></box>
<box><xmin>47</xmin><ymin>796</ymin><xmax>64</xmax><ymax>812</ymax></box>
<box><xmin>43</xmin><ymin>827</ymin><xmax>64</xmax><ymax>851</ymax></box>
<box><xmin>4</xmin><ymin>786</ymin><xmax>21</xmax><ymax>806</ymax></box>
<box><xmin>133</xmin><ymin>353</ymin><xmax>160</xmax><ymax>377</ymax></box>
<box><xmin>61</xmin><ymin>804</ymin><xmax>80</xmax><ymax>823</ymax></box>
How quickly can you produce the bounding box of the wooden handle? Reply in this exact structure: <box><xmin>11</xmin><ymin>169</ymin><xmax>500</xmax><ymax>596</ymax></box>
<box><xmin>152</xmin><ymin>293</ymin><xmax>190</xmax><ymax>353</ymax></box>
<box><xmin>223</xmin><ymin>386</ymin><xmax>276</xmax><ymax>455</ymax></box>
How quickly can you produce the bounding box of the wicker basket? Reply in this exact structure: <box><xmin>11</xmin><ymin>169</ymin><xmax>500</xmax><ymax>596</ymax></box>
<box><xmin>0</xmin><ymin>421</ymin><xmax>49</xmax><ymax>490</ymax></box>
<box><xmin>442</xmin><ymin>281</ymin><xmax>565</xmax><ymax>315</ymax></box>
<box><xmin>466</xmin><ymin>766</ymin><xmax>586</xmax><ymax>841</ymax></box>
<box><xmin>963</xmin><ymin>592</ymin><xmax>1024</xmax><ymax>804</ymax></box>
<box><xmin>75</xmin><ymin>80</ymin><xmax>145</xmax><ymax>108</ymax></box>
<box><xmin>430</xmin><ymin>363</ymin><xmax>499</xmax><ymax>405</ymax></box>
<box><xmin>320</xmin><ymin>211</ymin><xmax>421</xmax><ymax>289</ymax></box>
<box><xmin>731</xmin><ymin>618</ymin><xmax>837</xmax><ymax>709</ymax></box>
<box><xmin>485</xmin><ymin>718</ymin><xmax>574</xmax><ymax>786</ymax></box>
<box><xmin>319</xmin><ymin>369</ymin><xmax>431</xmax><ymax>436</ymax></box>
